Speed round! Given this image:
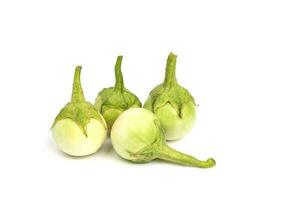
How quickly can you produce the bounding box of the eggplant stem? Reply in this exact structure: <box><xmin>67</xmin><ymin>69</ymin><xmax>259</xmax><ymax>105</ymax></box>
<box><xmin>114</xmin><ymin>56</ymin><xmax>124</xmax><ymax>92</ymax></box>
<box><xmin>71</xmin><ymin>66</ymin><xmax>85</xmax><ymax>103</ymax></box>
<box><xmin>156</xmin><ymin>145</ymin><xmax>216</xmax><ymax>168</ymax></box>
<box><xmin>163</xmin><ymin>52</ymin><xmax>178</xmax><ymax>87</ymax></box>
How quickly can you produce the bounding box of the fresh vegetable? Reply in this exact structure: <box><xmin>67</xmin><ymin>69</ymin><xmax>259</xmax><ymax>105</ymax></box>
<box><xmin>144</xmin><ymin>52</ymin><xmax>196</xmax><ymax>140</ymax></box>
<box><xmin>111</xmin><ymin>108</ymin><xmax>215</xmax><ymax>168</ymax></box>
<box><xmin>94</xmin><ymin>56</ymin><xmax>142</xmax><ymax>131</ymax></box>
<box><xmin>51</xmin><ymin>66</ymin><xmax>107</xmax><ymax>156</ymax></box>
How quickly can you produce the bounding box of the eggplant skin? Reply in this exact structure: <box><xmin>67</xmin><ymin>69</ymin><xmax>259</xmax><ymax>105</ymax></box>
<box><xmin>52</xmin><ymin>119</ymin><xmax>107</xmax><ymax>156</ymax></box>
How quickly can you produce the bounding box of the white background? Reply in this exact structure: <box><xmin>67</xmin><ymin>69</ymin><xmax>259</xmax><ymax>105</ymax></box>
<box><xmin>0</xmin><ymin>0</ymin><xmax>299</xmax><ymax>199</ymax></box>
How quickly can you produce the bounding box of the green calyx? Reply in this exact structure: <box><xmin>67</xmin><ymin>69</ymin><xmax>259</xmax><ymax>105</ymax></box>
<box><xmin>144</xmin><ymin>52</ymin><xmax>196</xmax><ymax>118</ymax></box>
<box><xmin>125</xmin><ymin>119</ymin><xmax>164</xmax><ymax>163</ymax></box>
<box><xmin>94</xmin><ymin>56</ymin><xmax>142</xmax><ymax>128</ymax></box>
<box><xmin>51</xmin><ymin>66</ymin><xmax>107</xmax><ymax>137</ymax></box>
<box><xmin>128</xmin><ymin>119</ymin><xmax>215</xmax><ymax>168</ymax></box>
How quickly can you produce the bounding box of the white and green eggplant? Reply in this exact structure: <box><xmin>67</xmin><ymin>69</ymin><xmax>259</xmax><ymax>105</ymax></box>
<box><xmin>94</xmin><ymin>56</ymin><xmax>142</xmax><ymax>131</ymax></box>
<box><xmin>111</xmin><ymin>108</ymin><xmax>215</xmax><ymax>168</ymax></box>
<box><xmin>144</xmin><ymin>52</ymin><xmax>196</xmax><ymax>141</ymax></box>
<box><xmin>51</xmin><ymin>66</ymin><xmax>107</xmax><ymax>156</ymax></box>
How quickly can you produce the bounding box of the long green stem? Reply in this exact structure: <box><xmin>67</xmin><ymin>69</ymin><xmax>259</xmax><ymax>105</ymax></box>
<box><xmin>156</xmin><ymin>145</ymin><xmax>216</xmax><ymax>168</ymax></box>
<box><xmin>114</xmin><ymin>56</ymin><xmax>124</xmax><ymax>92</ymax></box>
<box><xmin>71</xmin><ymin>66</ymin><xmax>85</xmax><ymax>103</ymax></box>
<box><xmin>163</xmin><ymin>52</ymin><xmax>178</xmax><ymax>87</ymax></box>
